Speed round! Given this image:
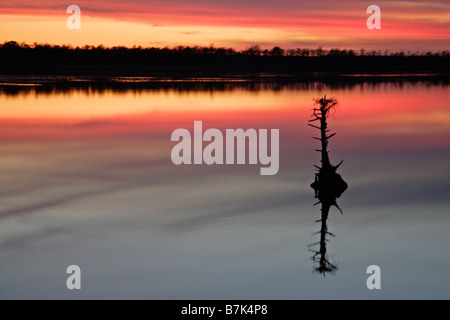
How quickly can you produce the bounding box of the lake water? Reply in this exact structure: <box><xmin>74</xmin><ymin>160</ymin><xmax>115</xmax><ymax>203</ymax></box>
<box><xmin>0</xmin><ymin>79</ymin><xmax>449</xmax><ymax>299</ymax></box>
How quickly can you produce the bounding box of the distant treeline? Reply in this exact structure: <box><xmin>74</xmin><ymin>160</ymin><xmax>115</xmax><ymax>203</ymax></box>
<box><xmin>1</xmin><ymin>41</ymin><xmax>449</xmax><ymax>76</ymax></box>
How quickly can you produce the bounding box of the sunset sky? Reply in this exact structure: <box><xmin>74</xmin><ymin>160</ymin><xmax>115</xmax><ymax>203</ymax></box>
<box><xmin>1</xmin><ymin>0</ymin><xmax>449</xmax><ymax>50</ymax></box>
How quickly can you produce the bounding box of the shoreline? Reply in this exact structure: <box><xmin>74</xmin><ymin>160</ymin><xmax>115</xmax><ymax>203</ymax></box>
<box><xmin>1</xmin><ymin>73</ymin><xmax>449</xmax><ymax>88</ymax></box>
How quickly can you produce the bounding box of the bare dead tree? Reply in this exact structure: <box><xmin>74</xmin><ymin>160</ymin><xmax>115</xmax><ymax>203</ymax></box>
<box><xmin>308</xmin><ymin>95</ymin><xmax>348</xmax><ymax>276</ymax></box>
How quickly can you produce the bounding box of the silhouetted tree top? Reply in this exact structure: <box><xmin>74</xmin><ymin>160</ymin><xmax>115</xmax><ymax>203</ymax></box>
<box><xmin>1</xmin><ymin>41</ymin><xmax>449</xmax><ymax>76</ymax></box>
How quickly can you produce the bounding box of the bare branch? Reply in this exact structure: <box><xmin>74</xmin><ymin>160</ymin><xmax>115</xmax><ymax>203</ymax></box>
<box><xmin>308</xmin><ymin>124</ymin><xmax>321</xmax><ymax>130</ymax></box>
<box><xmin>334</xmin><ymin>203</ymin><xmax>343</xmax><ymax>214</ymax></box>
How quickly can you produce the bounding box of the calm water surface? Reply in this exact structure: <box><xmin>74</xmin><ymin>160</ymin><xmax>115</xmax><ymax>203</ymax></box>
<box><xmin>0</xmin><ymin>80</ymin><xmax>449</xmax><ymax>299</ymax></box>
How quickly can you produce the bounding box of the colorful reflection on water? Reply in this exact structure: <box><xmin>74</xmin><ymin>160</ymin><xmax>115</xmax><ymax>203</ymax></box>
<box><xmin>0</xmin><ymin>80</ymin><xmax>449</xmax><ymax>298</ymax></box>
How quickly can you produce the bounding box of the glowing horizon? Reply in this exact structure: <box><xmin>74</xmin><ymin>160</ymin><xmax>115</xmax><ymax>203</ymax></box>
<box><xmin>1</xmin><ymin>0</ymin><xmax>449</xmax><ymax>51</ymax></box>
